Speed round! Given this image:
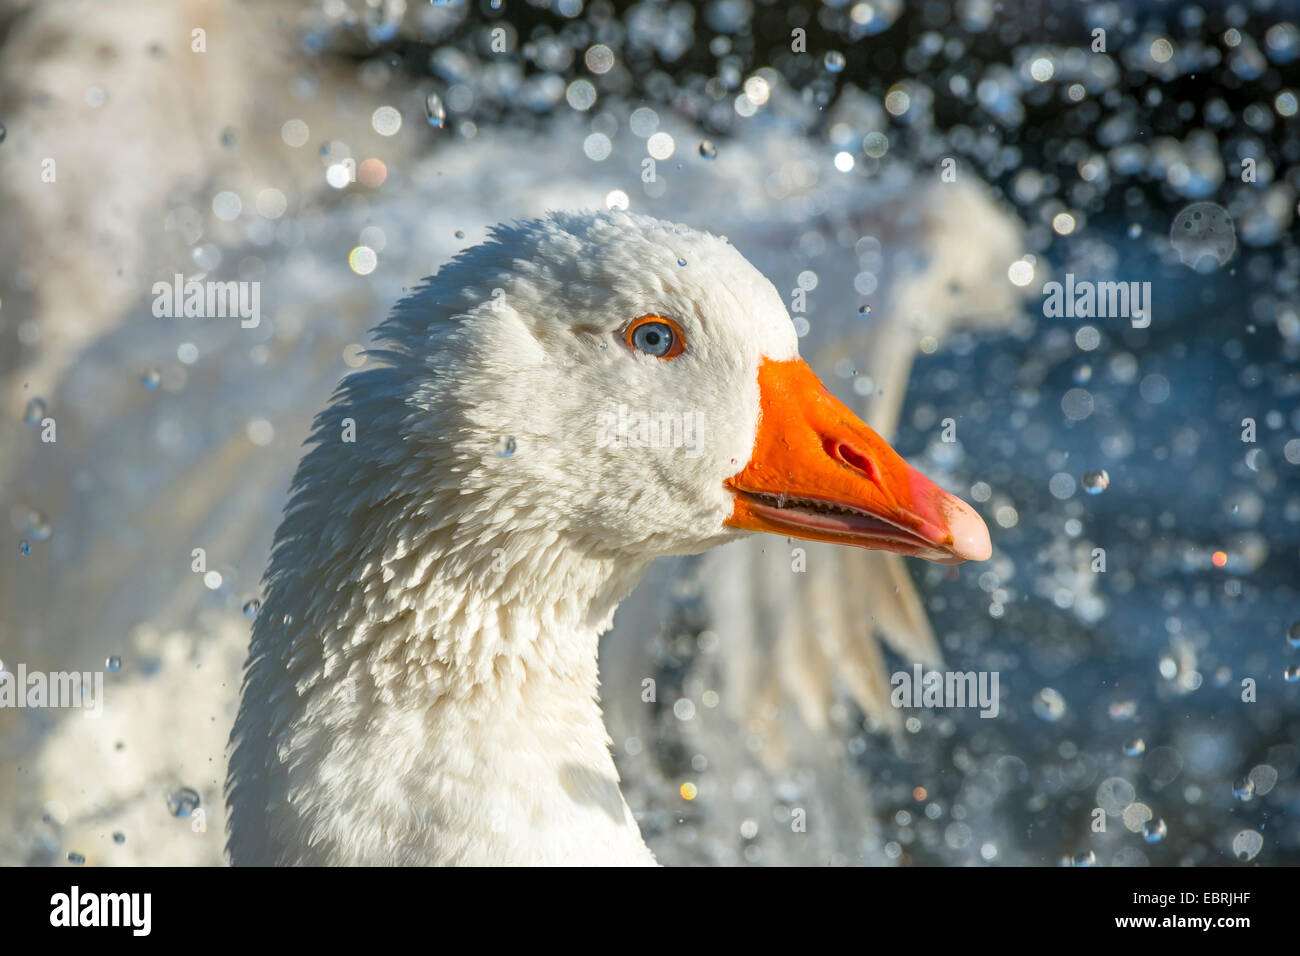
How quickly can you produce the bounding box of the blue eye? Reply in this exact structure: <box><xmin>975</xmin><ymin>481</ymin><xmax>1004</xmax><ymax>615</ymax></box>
<box><xmin>633</xmin><ymin>322</ymin><xmax>672</xmax><ymax>356</ymax></box>
<box><xmin>625</xmin><ymin>317</ymin><xmax>685</xmax><ymax>359</ymax></box>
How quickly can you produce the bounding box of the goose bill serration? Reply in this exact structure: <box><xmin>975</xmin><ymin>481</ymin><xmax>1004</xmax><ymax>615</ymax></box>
<box><xmin>226</xmin><ymin>210</ymin><xmax>991</xmax><ymax>866</ymax></box>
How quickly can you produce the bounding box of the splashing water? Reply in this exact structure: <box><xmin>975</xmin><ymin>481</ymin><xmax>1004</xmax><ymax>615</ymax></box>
<box><xmin>1143</xmin><ymin>818</ymin><xmax>1168</xmax><ymax>843</ymax></box>
<box><xmin>424</xmin><ymin>93</ymin><xmax>446</xmax><ymax>129</ymax></box>
<box><xmin>24</xmin><ymin>511</ymin><xmax>52</xmax><ymax>542</ymax></box>
<box><xmin>1232</xmin><ymin>829</ymin><xmax>1264</xmax><ymax>862</ymax></box>
<box><xmin>166</xmin><ymin>787</ymin><xmax>201</xmax><ymax>818</ymax></box>
<box><xmin>1081</xmin><ymin>470</ymin><xmax>1109</xmax><ymax>494</ymax></box>
<box><xmin>1033</xmin><ymin>688</ymin><xmax>1066</xmax><ymax>721</ymax></box>
<box><xmin>1170</xmin><ymin>202</ymin><xmax>1236</xmax><ymax>272</ymax></box>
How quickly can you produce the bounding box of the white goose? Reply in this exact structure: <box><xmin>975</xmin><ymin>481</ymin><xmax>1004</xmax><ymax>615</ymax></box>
<box><xmin>225</xmin><ymin>210</ymin><xmax>991</xmax><ymax>866</ymax></box>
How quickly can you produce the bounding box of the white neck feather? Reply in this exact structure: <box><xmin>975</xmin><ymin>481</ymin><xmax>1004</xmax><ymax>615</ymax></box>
<box><xmin>227</xmin><ymin>366</ymin><xmax>658</xmax><ymax>865</ymax></box>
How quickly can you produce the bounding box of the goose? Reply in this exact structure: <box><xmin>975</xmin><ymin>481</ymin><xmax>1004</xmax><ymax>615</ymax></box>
<box><xmin>225</xmin><ymin>209</ymin><xmax>991</xmax><ymax>866</ymax></box>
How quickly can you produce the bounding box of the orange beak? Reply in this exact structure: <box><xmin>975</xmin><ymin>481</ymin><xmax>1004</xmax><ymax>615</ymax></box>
<box><xmin>725</xmin><ymin>358</ymin><xmax>992</xmax><ymax>565</ymax></box>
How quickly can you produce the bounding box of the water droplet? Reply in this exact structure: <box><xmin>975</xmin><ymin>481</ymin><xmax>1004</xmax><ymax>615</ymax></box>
<box><xmin>25</xmin><ymin>511</ymin><xmax>52</xmax><ymax>542</ymax></box>
<box><xmin>1284</xmin><ymin>665</ymin><xmax>1300</xmax><ymax>683</ymax></box>
<box><xmin>141</xmin><ymin>368</ymin><xmax>161</xmax><ymax>390</ymax></box>
<box><xmin>105</xmin><ymin>655</ymin><xmax>121</xmax><ymax>672</ymax></box>
<box><xmin>1081</xmin><ymin>469</ymin><xmax>1110</xmax><ymax>494</ymax></box>
<box><xmin>242</xmin><ymin>599</ymin><xmax>261</xmax><ymax>619</ymax></box>
<box><xmin>1033</xmin><ymin>687</ymin><xmax>1067</xmax><ymax>721</ymax></box>
<box><xmin>1170</xmin><ymin>202</ymin><xmax>1236</xmax><ymax>271</ymax></box>
<box><xmin>1249</xmin><ymin>764</ymin><xmax>1278</xmax><ymax>796</ymax></box>
<box><xmin>1108</xmin><ymin>699</ymin><xmax>1137</xmax><ymax>720</ymax></box>
<box><xmin>1123</xmin><ymin>738</ymin><xmax>1145</xmax><ymax>756</ymax></box>
<box><xmin>112</xmin><ymin>832</ymin><xmax>126</xmax><ymax>845</ymax></box>
<box><xmin>23</xmin><ymin>397</ymin><xmax>46</xmax><ymax>425</ymax></box>
<box><xmin>494</xmin><ymin>436</ymin><xmax>516</xmax><ymax>458</ymax></box>
<box><xmin>824</xmin><ymin>50</ymin><xmax>847</xmax><ymax>73</ymax></box>
<box><xmin>1231</xmin><ymin>828</ymin><xmax>1263</xmax><ymax>861</ymax></box>
<box><xmin>1288</xmin><ymin>622</ymin><xmax>1300</xmax><ymax>648</ymax></box>
<box><xmin>424</xmin><ymin>92</ymin><xmax>446</xmax><ymax>129</ymax></box>
<box><xmin>1142</xmin><ymin>818</ymin><xmax>1167</xmax><ymax>843</ymax></box>
<box><xmin>1072</xmin><ymin>850</ymin><xmax>1096</xmax><ymax>867</ymax></box>
<box><xmin>1233</xmin><ymin>777</ymin><xmax>1255</xmax><ymax>801</ymax></box>
<box><xmin>67</xmin><ymin>851</ymin><xmax>85</xmax><ymax>865</ymax></box>
<box><xmin>18</xmin><ymin>539</ymin><xmax>30</xmax><ymax>556</ymax></box>
<box><xmin>858</xmin><ymin>305</ymin><xmax>872</xmax><ymax>316</ymax></box>
<box><xmin>698</xmin><ymin>139</ymin><xmax>717</xmax><ymax>159</ymax></box>
<box><xmin>676</xmin><ymin>257</ymin><xmax>687</xmax><ymax>267</ymax></box>
<box><xmin>166</xmin><ymin>787</ymin><xmax>201</xmax><ymax>818</ymax></box>
<box><xmin>454</xmin><ymin>230</ymin><xmax>465</xmax><ymax>239</ymax></box>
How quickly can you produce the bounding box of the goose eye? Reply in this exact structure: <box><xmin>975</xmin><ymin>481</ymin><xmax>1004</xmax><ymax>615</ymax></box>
<box><xmin>632</xmin><ymin>323</ymin><xmax>673</xmax><ymax>356</ymax></box>
<box><xmin>625</xmin><ymin>316</ymin><xmax>686</xmax><ymax>360</ymax></box>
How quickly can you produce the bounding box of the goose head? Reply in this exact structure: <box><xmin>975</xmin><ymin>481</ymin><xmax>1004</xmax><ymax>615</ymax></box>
<box><xmin>229</xmin><ymin>210</ymin><xmax>992</xmax><ymax>865</ymax></box>
<box><xmin>385</xmin><ymin>210</ymin><xmax>990</xmax><ymax>569</ymax></box>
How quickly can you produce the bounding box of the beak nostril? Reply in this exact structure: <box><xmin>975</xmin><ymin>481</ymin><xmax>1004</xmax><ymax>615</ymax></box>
<box><xmin>825</xmin><ymin>438</ymin><xmax>878</xmax><ymax>484</ymax></box>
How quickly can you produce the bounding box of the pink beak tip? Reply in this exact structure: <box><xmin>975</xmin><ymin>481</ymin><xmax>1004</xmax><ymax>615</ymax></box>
<box><xmin>946</xmin><ymin>496</ymin><xmax>993</xmax><ymax>562</ymax></box>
